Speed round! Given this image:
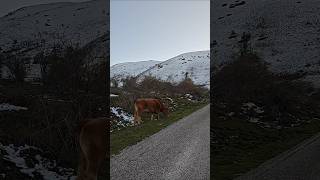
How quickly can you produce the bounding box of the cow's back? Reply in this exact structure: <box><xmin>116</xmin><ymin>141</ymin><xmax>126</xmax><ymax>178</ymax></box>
<box><xmin>135</xmin><ymin>98</ymin><xmax>162</xmax><ymax>113</ymax></box>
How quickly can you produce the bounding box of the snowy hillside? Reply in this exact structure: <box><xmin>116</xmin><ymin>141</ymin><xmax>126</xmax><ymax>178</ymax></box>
<box><xmin>0</xmin><ymin>0</ymin><xmax>108</xmax><ymax>54</ymax></box>
<box><xmin>110</xmin><ymin>60</ymin><xmax>161</xmax><ymax>80</ymax></box>
<box><xmin>0</xmin><ymin>0</ymin><xmax>108</xmax><ymax>80</ymax></box>
<box><xmin>138</xmin><ymin>51</ymin><xmax>210</xmax><ymax>87</ymax></box>
<box><xmin>211</xmin><ymin>0</ymin><xmax>320</xmax><ymax>86</ymax></box>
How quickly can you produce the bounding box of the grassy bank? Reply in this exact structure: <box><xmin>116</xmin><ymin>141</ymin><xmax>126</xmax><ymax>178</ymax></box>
<box><xmin>211</xmin><ymin>52</ymin><xmax>320</xmax><ymax>180</ymax></box>
<box><xmin>212</xmin><ymin>115</ymin><xmax>320</xmax><ymax>180</ymax></box>
<box><xmin>110</xmin><ymin>99</ymin><xmax>208</xmax><ymax>155</ymax></box>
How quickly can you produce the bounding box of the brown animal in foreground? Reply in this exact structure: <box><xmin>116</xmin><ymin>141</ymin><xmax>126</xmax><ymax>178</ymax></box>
<box><xmin>134</xmin><ymin>98</ymin><xmax>169</xmax><ymax>125</ymax></box>
<box><xmin>76</xmin><ymin>118</ymin><xmax>107</xmax><ymax>180</ymax></box>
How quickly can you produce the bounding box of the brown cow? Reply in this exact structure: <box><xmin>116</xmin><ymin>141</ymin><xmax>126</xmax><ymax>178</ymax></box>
<box><xmin>134</xmin><ymin>98</ymin><xmax>169</xmax><ymax>125</ymax></box>
<box><xmin>76</xmin><ymin>117</ymin><xmax>107</xmax><ymax>180</ymax></box>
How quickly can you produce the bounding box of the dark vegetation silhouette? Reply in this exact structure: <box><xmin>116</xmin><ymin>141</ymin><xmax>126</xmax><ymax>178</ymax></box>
<box><xmin>211</xmin><ymin>36</ymin><xmax>320</xmax><ymax>179</ymax></box>
<box><xmin>0</xmin><ymin>38</ymin><xmax>108</xmax><ymax>179</ymax></box>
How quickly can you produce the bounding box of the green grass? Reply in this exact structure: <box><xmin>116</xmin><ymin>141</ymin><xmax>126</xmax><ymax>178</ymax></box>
<box><xmin>110</xmin><ymin>99</ymin><xmax>208</xmax><ymax>155</ymax></box>
<box><xmin>212</xmin><ymin>117</ymin><xmax>320</xmax><ymax>180</ymax></box>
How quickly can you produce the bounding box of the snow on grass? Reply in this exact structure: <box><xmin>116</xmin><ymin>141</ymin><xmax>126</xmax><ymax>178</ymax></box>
<box><xmin>241</xmin><ymin>102</ymin><xmax>265</xmax><ymax>125</ymax></box>
<box><xmin>110</xmin><ymin>107</ymin><xmax>134</xmax><ymax>131</ymax></box>
<box><xmin>242</xmin><ymin>102</ymin><xmax>264</xmax><ymax>114</ymax></box>
<box><xmin>110</xmin><ymin>107</ymin><xmax>133</xmax><ymax>123</ymax></box>
<box><xmin>110</xmin><ymin>94</ymin><xmax>119</xmax><ymax>97</ymax></box>
<box><xmin>0</xmin><ymin>103</ymin><xmax>28</xmax><ymax>111</ymax></box>
<box><xmin>0</xmin><ymin>143</ymin><xmax>76</xmax><ymax>180</ymax></box>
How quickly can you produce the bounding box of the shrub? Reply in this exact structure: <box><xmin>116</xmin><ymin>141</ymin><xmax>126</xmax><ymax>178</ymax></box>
<box><xmin>34</xmin><ymin>51</ymin><xmax>49</xmax><ymax>83</ymax></box>
<box><xmin>122</xmin><ymin>76</ymin><xmax>138</xmax><ymax>92</ymax></box>
<box><xmin>138</xmin><ymin>76</ymin><xmax>174</xmax><ymax>96</ymax></box>
<box><xmin>45</xmin><ymin>46</ymin><xmax>86</xmax><ymax>94</ymax></box>
<box><xmin>83</xmin><ymin>60</ymin><xmax>107</xmax><ymax>96</ymax></box>
<box><xmin>3</xmin><ymin>54</ymin><xmax>30</xmax><ymax>82</ymax></box>
<box><xmin>212</xmin><ymin>52</ymin><xmax>316</xmax><ymax>127</ymax></box>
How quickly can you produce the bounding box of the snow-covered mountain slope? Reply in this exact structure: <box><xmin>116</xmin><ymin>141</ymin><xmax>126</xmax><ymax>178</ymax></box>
<box><xmin>0</xmin><ymin>0</ymin><xmax>108</xmax><ymax>80</ymax></box>
<box><xmin>0</xmin><ymin>0</ymin><xmax>108</xmax><ymax>54</ymax></box>
<box><xmin>211</xmin><ymin>0</ymin><xmax>320</xmax><ymax>77</ymax></box>
<box><xmin>110</xmin><ymin>60</ymin><xmax>161</xmax><ymax>80</ymax></box>
<box><xmin>137</xmin><ymin>51</ymin><xmax>210</xmax><ymax>87</ymax></box>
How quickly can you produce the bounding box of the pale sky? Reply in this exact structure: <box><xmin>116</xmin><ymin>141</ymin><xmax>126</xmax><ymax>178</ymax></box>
<box><xmin>0</xmin><ymin>0</ymin><xmax>90</xmax><ymax>17</ymax></box>
<box><xmin>110</xmin><ymin>0</ymin><xmax>210</xmax><ymax>65</ymax></box>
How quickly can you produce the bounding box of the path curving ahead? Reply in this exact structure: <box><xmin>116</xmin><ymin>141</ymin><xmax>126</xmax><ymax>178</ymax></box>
<box><xmin>110</xmin><ymin>105</ymin><xmax>210</xmax><ymax>180</ymax></box>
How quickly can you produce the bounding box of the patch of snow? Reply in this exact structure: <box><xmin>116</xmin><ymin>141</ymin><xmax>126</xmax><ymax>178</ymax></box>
<box><xmin>0</xmin><ymin>143</ymin><xmax>75</xmax><ymax>180</ymax></box>
<box><xmin>248</xmin><ymin>117</ymin><xmax>259</xmax><ymax>123</ymax></box>
<box><xmin>110</xmin><ymin>94</ymin><xmax>119</xmax><ymax>97</ymax></box>
<box><xmin>0</xmin><ymin>103</ymin><xmax>28</xmax><ymax>111</ymax></box>
<box><xmin>242</xmin><ymin>102</ymin><xmax>264</xmax><ymax>114</ymax></box>
<box><xmin>228</xmin><ymin>112</ymin><xmax>235</xmax><ymax>117</ymax></box>
<box><xmin>185</xmin><ymin>94</ymin><xmax>193</xmax><ymax>99</ymax></box>
<box><xmin>110</xmin><ymin>107</ymin><xmax>133</xmax><ymax>123</ymax></box>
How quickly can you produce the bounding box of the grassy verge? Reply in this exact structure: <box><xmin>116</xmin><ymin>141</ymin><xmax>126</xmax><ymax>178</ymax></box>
<box><xmin>211</xmin><ymin>52</ymin><xmax>320</xmax><ymax>180</ymax></box>
<box><xmin>110</xmin><ymin>99</ymin><xmax>208</xmax><ymax>155</ymax></box>
<box><xmin>212</xmin><ymin>116</ymin><xmax>320</xmax><ymax>180</ymax></box>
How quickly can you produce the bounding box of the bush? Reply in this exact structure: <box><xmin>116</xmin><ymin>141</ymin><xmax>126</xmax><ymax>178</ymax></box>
<box><xmin>176</xmin><ymin>78</ymin><xmax>207</xmax><ymax>98</ymax></box>
<box><xmin>3</xmin><ymin>54</ymin><xmax>30</xmax><ymax>82</ymax></box>
<box><xmin>122</xmin><ymin>76</ymin><xmax>138</xmax><ymax>92</ymax></box>
<box><xmin>83</xmin><ymin>60</ymin><xmax>107</xmax><ymax>96</ymax></box>
<box><xmin>138</xmin><ymin>76</ymin><xmax>174</xmax><ymax>96</ymax></box>
<box><xmin>34</xmin><ymin>51</ymin><xmax>49</xmax><ymax>83</ymax></box>
<box><xmin>212</xmin><ymin>52</ymin><xmax>316</xmax><ymax>127</ymax></box>
<box><xmin>44</xmin><ymin>46</ymin><xmax>86</xmax><ymax>94</ymax></box>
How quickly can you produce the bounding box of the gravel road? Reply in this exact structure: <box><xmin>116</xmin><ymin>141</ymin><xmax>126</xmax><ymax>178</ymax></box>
<box><xmin>236</xmin><ymin>133</ymin><xmax>320</xmax><ymax>180</ymax></box>
<box><xmin>110</xmin><ymin>104</ymin><xmax>210</xmax><ymax>180</ymax></box>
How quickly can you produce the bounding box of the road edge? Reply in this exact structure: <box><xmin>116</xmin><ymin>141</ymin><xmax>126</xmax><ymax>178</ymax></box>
<box><xmin>235</xmin><ymin>132</ymin><xmax>320</xmax><ymax>179</ymax></box>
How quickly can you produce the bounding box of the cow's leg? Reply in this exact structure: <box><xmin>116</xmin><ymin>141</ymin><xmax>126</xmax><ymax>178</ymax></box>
<box><xmin>151</xmin><ymin>114</ymin><xmax>154</xmax><ymax>121</ymax></box>
<box><xmin>138</xmin><ymin>111</ymin><xmax>143</xmax><ymax>124</ymax></box>
<box><xmin>133</xmin><ymin>111</ymin><xmax>137</xmax><ymax>125</ymax></box>
<box><xmin>134</xmin><ymin>104</ymin><xmax>139</xmax><ymax>125</ymax></box>
<box><xmin>76</xmin><ymin>148</ymin><xmax>87</xmax><ymax>180</ymax></box>
<box><xmin>158</xmin><ymin>113</ymin><xmax>160</xmax><ymax>120</ymax></box>
<box><xmin>134</xmin><ymin>110</ymin><xmax>141</xmax><ymax>125</ymax></box>
<box><xmin>139</xmin><ymin>115</ymin><xmax>143</xmax><ymax>124</ymax></box>
<box><xmin>85</xmin><ymin>145</ymin><xmax>104</xmax><ymax>180</ymax></box>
